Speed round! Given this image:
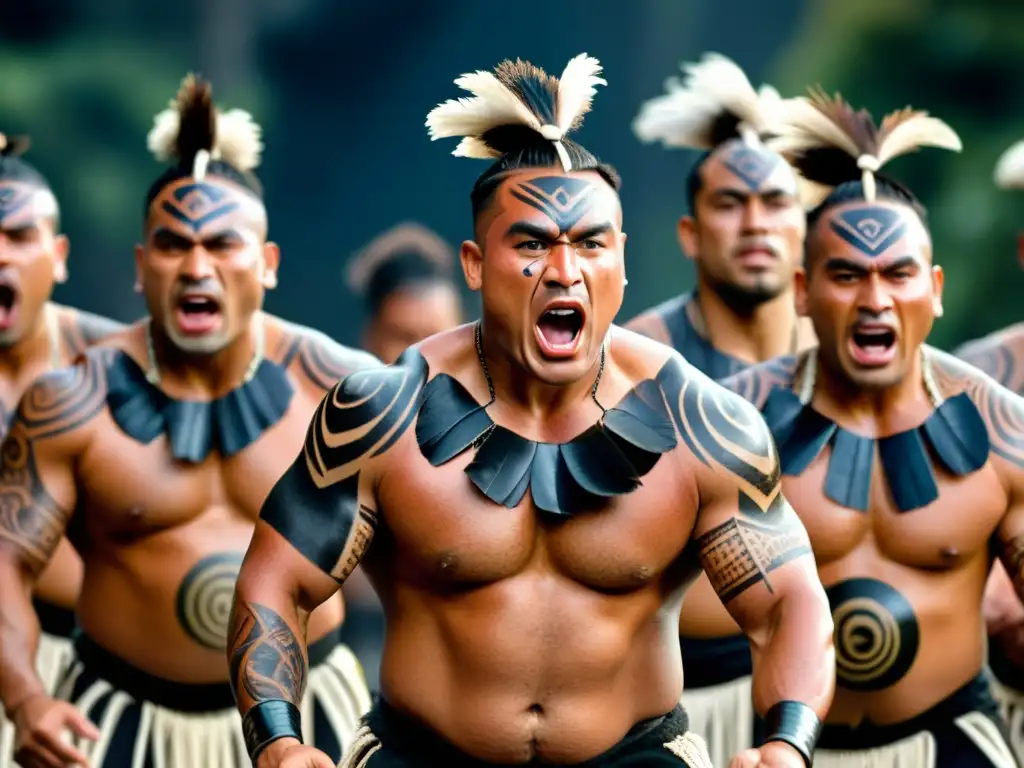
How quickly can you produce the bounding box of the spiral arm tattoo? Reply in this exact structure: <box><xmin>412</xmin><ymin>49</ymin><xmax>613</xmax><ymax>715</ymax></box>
<box><xmin>176</xmin><ymin>552</ymin><xmax>244</xmax><ymax>650</ymax></box>
<box><xmin>0</xmin><ymin>358</ymin><xmax>106</xmax><ymax>571</ymax></box>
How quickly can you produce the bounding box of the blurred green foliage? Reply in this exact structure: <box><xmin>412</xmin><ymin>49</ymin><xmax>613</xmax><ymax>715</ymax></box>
<box><xmin>771</xmin><ymin>0</ymin><xmax>1024</xmax><ymax>349</ymax></box>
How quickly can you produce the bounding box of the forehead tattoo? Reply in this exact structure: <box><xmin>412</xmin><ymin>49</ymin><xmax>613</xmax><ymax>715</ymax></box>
<box><xmin>0</xmin><ymin>186</ymin><xmax>34</xmax><ymax>225</ymax></box>
<box><xmin>509</xmin><ymin>176</ymin><xmax>596</xmax><ymax>234</ymax></box>
<box><xmin>829</xmin><ymin>206</ymin><xmax>908</xmax><ymax>258</ymax></box>
<box><xmin>160</xmin><ymin>182</ymin><xmax>241</xmax><ymax>233</ymax></box>
<box><xmin>718</xmin><ymin>144</ymin><xmax>783</xmax><ymax>191</ymax></box>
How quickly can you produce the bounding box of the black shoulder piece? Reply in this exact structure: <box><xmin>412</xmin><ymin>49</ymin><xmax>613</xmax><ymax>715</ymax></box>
<box><xmin>260</xmin><ymin>349</ymin><xmax>428</xmax><ymax>581</ymax></box>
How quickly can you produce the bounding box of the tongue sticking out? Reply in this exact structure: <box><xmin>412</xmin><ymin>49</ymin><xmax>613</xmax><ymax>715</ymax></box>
<box><xmin>537</xmin><ymin>308</ymin><xmax>582</xmax><ymax>348</ymax></box>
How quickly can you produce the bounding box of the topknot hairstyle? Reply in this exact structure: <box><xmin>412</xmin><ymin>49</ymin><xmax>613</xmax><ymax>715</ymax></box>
<box><xmin>425</xmin><ymin>54</ymin><xmax>621</xmax><ymax>224</ymax></box>
<box><xmin>769</xmin><ymin>87</ymin><xmax>961</xmax><ymax>225</ymax></box>
<box><xmin>144</xmin><ymin>73</ymin><xmax>265</xmax><ymax>212</ymax></box>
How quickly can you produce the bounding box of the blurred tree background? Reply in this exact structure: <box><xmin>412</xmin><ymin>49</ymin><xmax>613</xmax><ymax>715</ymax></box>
<box><xmin>1</xmin><ymin>0</ymin><xmax>1017</xmax><ymax>353</ymax></box>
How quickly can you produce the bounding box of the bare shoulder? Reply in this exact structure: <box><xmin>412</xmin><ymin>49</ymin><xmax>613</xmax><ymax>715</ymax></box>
<box><xmin>930</xmin><ymin>345</ymin><xmax>1024</xmax><ymax>472</ymax></box>
<box><xmin>953</xmin><ymin>323</ymin><xmax>1024</xmax><ymax>394</ymax></box>
<box><xmin>621</xmin><ymin>306</ymin><xmax>672</xmax><ymax>346</ymax></box>
<box><xmin>53</xmin><ymin>304</ymin><xmax>128</xmax><ymax>359</ymax></box>
<box><xmin>301</xmin><ymin>334</ymin><xmax>429</xmax><ymax>490</ymax></box>
<box><xmin>720</xmin><ymin>354</ymin><xmax>801</xmax><ymax>409</ymax></box>
<box><xmin>269</xmin><ymin>315</ymin><xmax>382</xmax><ymax>393</ymax></box>
<box><xmin>636</xmin><ymin>338</ymin><xmax>780</xmax><ymax>512</ymax></box>
<box><xmin>11</xmin><ymin>346</ymin><xmax>112</xmax><ymax>448</ymax></box>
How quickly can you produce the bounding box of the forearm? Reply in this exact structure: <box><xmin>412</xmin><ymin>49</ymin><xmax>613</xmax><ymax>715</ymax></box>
<box><xmin>750</xmin><ymin>586</ymin><xmax>835</xmax><ymax>719</ymax></box>
<box><xmin>0</xmin><ymin>558</ymin><xmax>46</xmax><ymax>715</ymax></box>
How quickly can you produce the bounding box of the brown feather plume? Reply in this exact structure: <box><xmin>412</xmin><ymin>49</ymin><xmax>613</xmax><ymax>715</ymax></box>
<box><xmin>0</xmin><ymin>134</ymin><xmax>31</xmax><ymax>158</ymax></box>
<box><xmin>173</xmin><ymin>74</ymin><xmax>216</xmax><ymax>167</ymax></box>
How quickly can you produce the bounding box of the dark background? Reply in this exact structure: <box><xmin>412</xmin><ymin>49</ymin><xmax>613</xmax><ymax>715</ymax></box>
<box><xmin>2</xmin><ymin>0</ymin><xmax>1021</xmax><ymax>351</ymax></box>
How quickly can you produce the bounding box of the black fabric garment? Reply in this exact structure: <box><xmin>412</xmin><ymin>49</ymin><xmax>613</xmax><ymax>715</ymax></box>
<box><xmin>816</xmin><ymin>674</ymin><xmax>1019</xmax><ymax>766</ymax></box>
<box><xmin>105</xmin><ymin>351</ymin><xmax>294</xmax><ymax>464</ymax></box>
<box><xmin>349</xmin><ymin>699</ymin><xmax>701</xmax><ymax>767</ymax></box>
<box><xmin>761</xmin><ymin>386</ymin><xmax>990</xmax><ymax>512</ymax></box>
<box><xmin>415</xmin><ymin>357</ymin><xmax>678</xmax><ymax>517</ymax></box>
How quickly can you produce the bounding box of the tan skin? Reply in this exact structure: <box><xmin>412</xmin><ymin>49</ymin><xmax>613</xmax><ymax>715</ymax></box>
<box><xmin>230</xmin><ymin>167</ymin><xmax>835</xmax><ymax>768</ymax></box>
<box><xmin>0</xmin><ymin>181</ymin><xmax>123</xmax><ymax>618</ymax></box>
<box><xmin>626</xmin><ymin>142</ymin><xmax>816</xmax><ymax>645</ymax></box>
<box><xmin>956</xmin><ymin>240</ymin><xmax>1024</xmax><ymax>665</ymax></box>
<box><xmin>362</xmin><ymin>282</ymin><xmax>463</xmax><ymax>365</ymax></box>
<box><xmin>724</xmin><ymin>198</ymin><xmax>1024</xmax><ymax>726</ymax></box>
<box><xmin>0</xmin><ymin>175</ymin><xmax>378</xmax><ymax>768</ymax></box>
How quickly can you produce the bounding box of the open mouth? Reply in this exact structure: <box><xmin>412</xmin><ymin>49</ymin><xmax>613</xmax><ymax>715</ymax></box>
<box><xmin>534</xmin><ymin>302</ymin><xmax>585</xmax><ymax>359</ymax></box>
<box><xmin>175</xmin><ymin>293</ymin><xmax>222</xmax><ymax>335</ymax></box>
<box><xmin>849</xmin><ymin>324</ymin><xmax>897</xmax><ymax>367</ymax></box>
<box><xmin>0</xmin><ymin>282</ymin><xmax>20</xmax><ymax>330</ymax></box>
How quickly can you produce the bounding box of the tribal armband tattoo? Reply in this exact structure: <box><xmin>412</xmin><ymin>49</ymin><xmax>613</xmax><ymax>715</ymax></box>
<box><xmin>260</xmin><ymin>350</ymin><xmax>427</xmax><ymax>582</ymax></box>
<box><xmin>658</xmin><ymin>356</ymin><xmax>811</xmax><ymax>602</ymax></box>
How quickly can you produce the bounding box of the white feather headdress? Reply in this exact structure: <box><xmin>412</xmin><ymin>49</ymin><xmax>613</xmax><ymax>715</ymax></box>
<box><xmin>995</xmin><ymin>139</ymin><xmax>1024</xmax><ymax>190</ymax></box>
<box><xmin>146</xmin><ymin>73</ymin><xmax>263</xmax><ymax>180</ymax></box>
<box><xmin>632</xmin><ymin>52</ymin><xmax>783</xmax><ymax>150</ymax></box>
<box><xmin>768</xmin><ymin>87</ymin><xmax>961</xmax><ymax>206</ymax></box>
<box><xmin>425</xmin><ymin>53</ymin><xmax>606</xmax><ymax>172</ymax></box>
<box><xmin>346</xmin><ymin>222</ymin><xmax>454</xmax><ymax>293</ymax></box>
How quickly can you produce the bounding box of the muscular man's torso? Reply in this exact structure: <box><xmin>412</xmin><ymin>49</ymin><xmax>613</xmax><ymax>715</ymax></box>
<box><xmin>40</xmin><ymin>317</ymin><xmax>375</xmax><ymax>682</ymax></box>
<box><xmin>727</xmin><ymin>349</ymin><xmax>1010</xmax><ymax>725</ymax></box>
<box><xmin>1</xmin><ymin>304</ymin><xmax>124</xmax><ymax>611</ymax></box>
<box><xmin>302</xmin><ymin>325</ymin><xmax>773</xmax><ymax>763</ymax></box>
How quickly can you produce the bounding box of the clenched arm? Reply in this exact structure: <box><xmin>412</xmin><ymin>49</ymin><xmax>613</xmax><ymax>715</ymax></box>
<box><xmin>0</xmin><ymin>362</ymin><xmax>104</xmax><ymax>716</ymax></box>
<box><xmin>228</xmin><ymin>353</ymin><xmax>426</xmax><ymax>763</ymax></box>
<box><xmin>662</xmin><ymin>358</ymin><xmax>833</xmax><ymax>758</ymax></box>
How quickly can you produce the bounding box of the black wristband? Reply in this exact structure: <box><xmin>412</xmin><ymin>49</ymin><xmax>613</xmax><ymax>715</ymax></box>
<box><xmin>763</xmin><ymin>700</ymin><xmax>822</xmax><ymax>767</ymax></box>
<box><xmin>242</xmin><ymin>699</ymin><xmax>303</xmax><ymax>763</ymax></box>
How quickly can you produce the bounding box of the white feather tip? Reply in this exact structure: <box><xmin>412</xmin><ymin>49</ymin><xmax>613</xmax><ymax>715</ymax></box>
<box><xmin>995</xmin><ymin>139</ymin><xmax>1024</xmax><ymax>190</ymax></box>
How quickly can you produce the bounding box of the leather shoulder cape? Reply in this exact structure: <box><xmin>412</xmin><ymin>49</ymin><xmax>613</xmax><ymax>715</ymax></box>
<box><xmin>414</xmin><ymin>356</ymin><xmax>680</xmax><ymax>516</ymax></box>
<box><xmin>105</xmin><ymin>350</ymin><xmax>294</xmax><ymax>463</ymax></box>
<box><xmin>761</xmin><ymin>386</ymin><xmax>989</xmax><ymax>512</ymax></box>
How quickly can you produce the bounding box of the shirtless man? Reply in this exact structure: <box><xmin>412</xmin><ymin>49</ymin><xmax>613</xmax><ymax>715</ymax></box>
<box><xmin>954</xmin><ymin>136</ymin><xmax>1024</xmax><ymax>760</ymax></box>
<box><xmin>627</xmin><ymin>53</ymin><xmax>815</xmax><ymax>766</ymax></box>
<box><xmin>347</xmin><ymin>222</ymin><xmax>464</xmax><ymax>365</ymax></box>
<box><xmin>0</xmin><ymin>75</ymin><xmax>375</xmax><ymax>768</ymax></box>
<box><xmin>0</xmin><ymin>133</ymin><xmax>124</xmax><ymax>768</ymax></box>
<box><xmin>723</xmin><ymin>90</ymin><xmax>1021</xmax><ymax>766</ymax></box>
<box><xmin>227</xmin><ymin>54</ymin><xmax>834</xmax><ymax>768</ymax></box>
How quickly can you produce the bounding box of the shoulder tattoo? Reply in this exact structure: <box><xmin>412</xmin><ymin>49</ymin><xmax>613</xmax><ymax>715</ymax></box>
<box><xmin>260</xmin><ymin>350</ymin><xmax>428</xmax><ymax>582</ymax></box>
<box><xmin>280</xmin><ymin>330</ymin><xmax>381</xmax><ymax>391</ymax></box>
<box><xmin>933</xmin><ymin>353</ymin><xmax>1024</xmax><ymax>470</ymax></box>
<box><xmin>694</xmin><ymin>494</ymin><xmax>812</xmax><ymax>603</ymax></box>
<box><xmin>955</xmin><ymin>338</ymin><xmax>1021</xmax><ymax>394</ymax></box>
<box><xmin>0</xmin><ymin>361</ymin><xmax>106</xmax><ymax>571</ymax></box>
<box><xmin>228</xmin><ymin>601</ymin><xmax>306</xmax><ymax>708</ymax></box>
<box><xmin>60</xmin><ymin>310</ymin><xmax>124</xmax><ymax>357</ymax></box>
<box><xmin>721</xmin><ymin>355</ymin><xmax>799</xmax><ymax>409</ymax></box>
<box><xmin>659</xmin><ymin>355</ymin><xmax>781</xmax><ymax>511</ymax></box>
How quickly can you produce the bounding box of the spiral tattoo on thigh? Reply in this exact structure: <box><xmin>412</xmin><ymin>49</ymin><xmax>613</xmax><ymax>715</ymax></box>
<box><xmin>175</xmin><ymin>552</ymin><xmax>245</xmax><ymax>650</ymax></box>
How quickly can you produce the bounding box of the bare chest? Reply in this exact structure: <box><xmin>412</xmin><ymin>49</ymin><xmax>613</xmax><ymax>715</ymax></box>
<box><xmin>76</xmin><ymin>401</ymin><xmax>315</xmax><ymax>540</ymax></box>
<box><xmin>375</xmin><ymin>438</ymin><xmax>698</xmax><ymax>591</ymax></box>
<box><xmin>783</xmin><ymin>451</ymin><xmax>1007</xmax><ymax>569</ymax></box>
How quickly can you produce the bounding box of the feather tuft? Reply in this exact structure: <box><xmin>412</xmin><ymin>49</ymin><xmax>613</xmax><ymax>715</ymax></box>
<box><xmin>146</xmin><ymin>73</ymin><xmax>263</xmax><ymax>173</ymax></box>
<box><xmin>995</xmin><ymin>139</ymin><xmax>1024</xmax><ymax>190</ymax></box>
<box><xmin>632</xmin><ymin>52</ymin><xmax>782</xmax><ymax>150</ymax></box>
<box><xmin>346</xmin><ymin>223</ymin><xmax>454</xmax><ymax>292</ymax></box>
<box><xmin>426</xmin><ymin>54</ymin><xmax>605</xmax><ymax>163</ymax></box>
<box><xmin>0</xmin><ymin>133</ymin><xmax>31</xmax><ymax>158</ymax></box>
<box><xmin>768</xmin><ymin>87</ymin><xmax>961</xmax><ymax>201</ymax></box>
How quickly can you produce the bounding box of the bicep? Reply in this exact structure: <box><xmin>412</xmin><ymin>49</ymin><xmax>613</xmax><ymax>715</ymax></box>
<box><xmin>693</xmin><ymin>487</ymin><xmax>816</xmax><ymax>632</ymax></box>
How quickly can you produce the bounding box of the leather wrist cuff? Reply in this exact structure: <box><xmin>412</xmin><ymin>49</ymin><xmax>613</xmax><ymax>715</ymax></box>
<box><xmin>763</xmin><ymin>700</ymin><xmax>822</xmax><ymax>767</ymax></box>
<box><xmin>242</xmin><ymin>699</ymin><xmax>303</xmax><ymax>763</ymax></box>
